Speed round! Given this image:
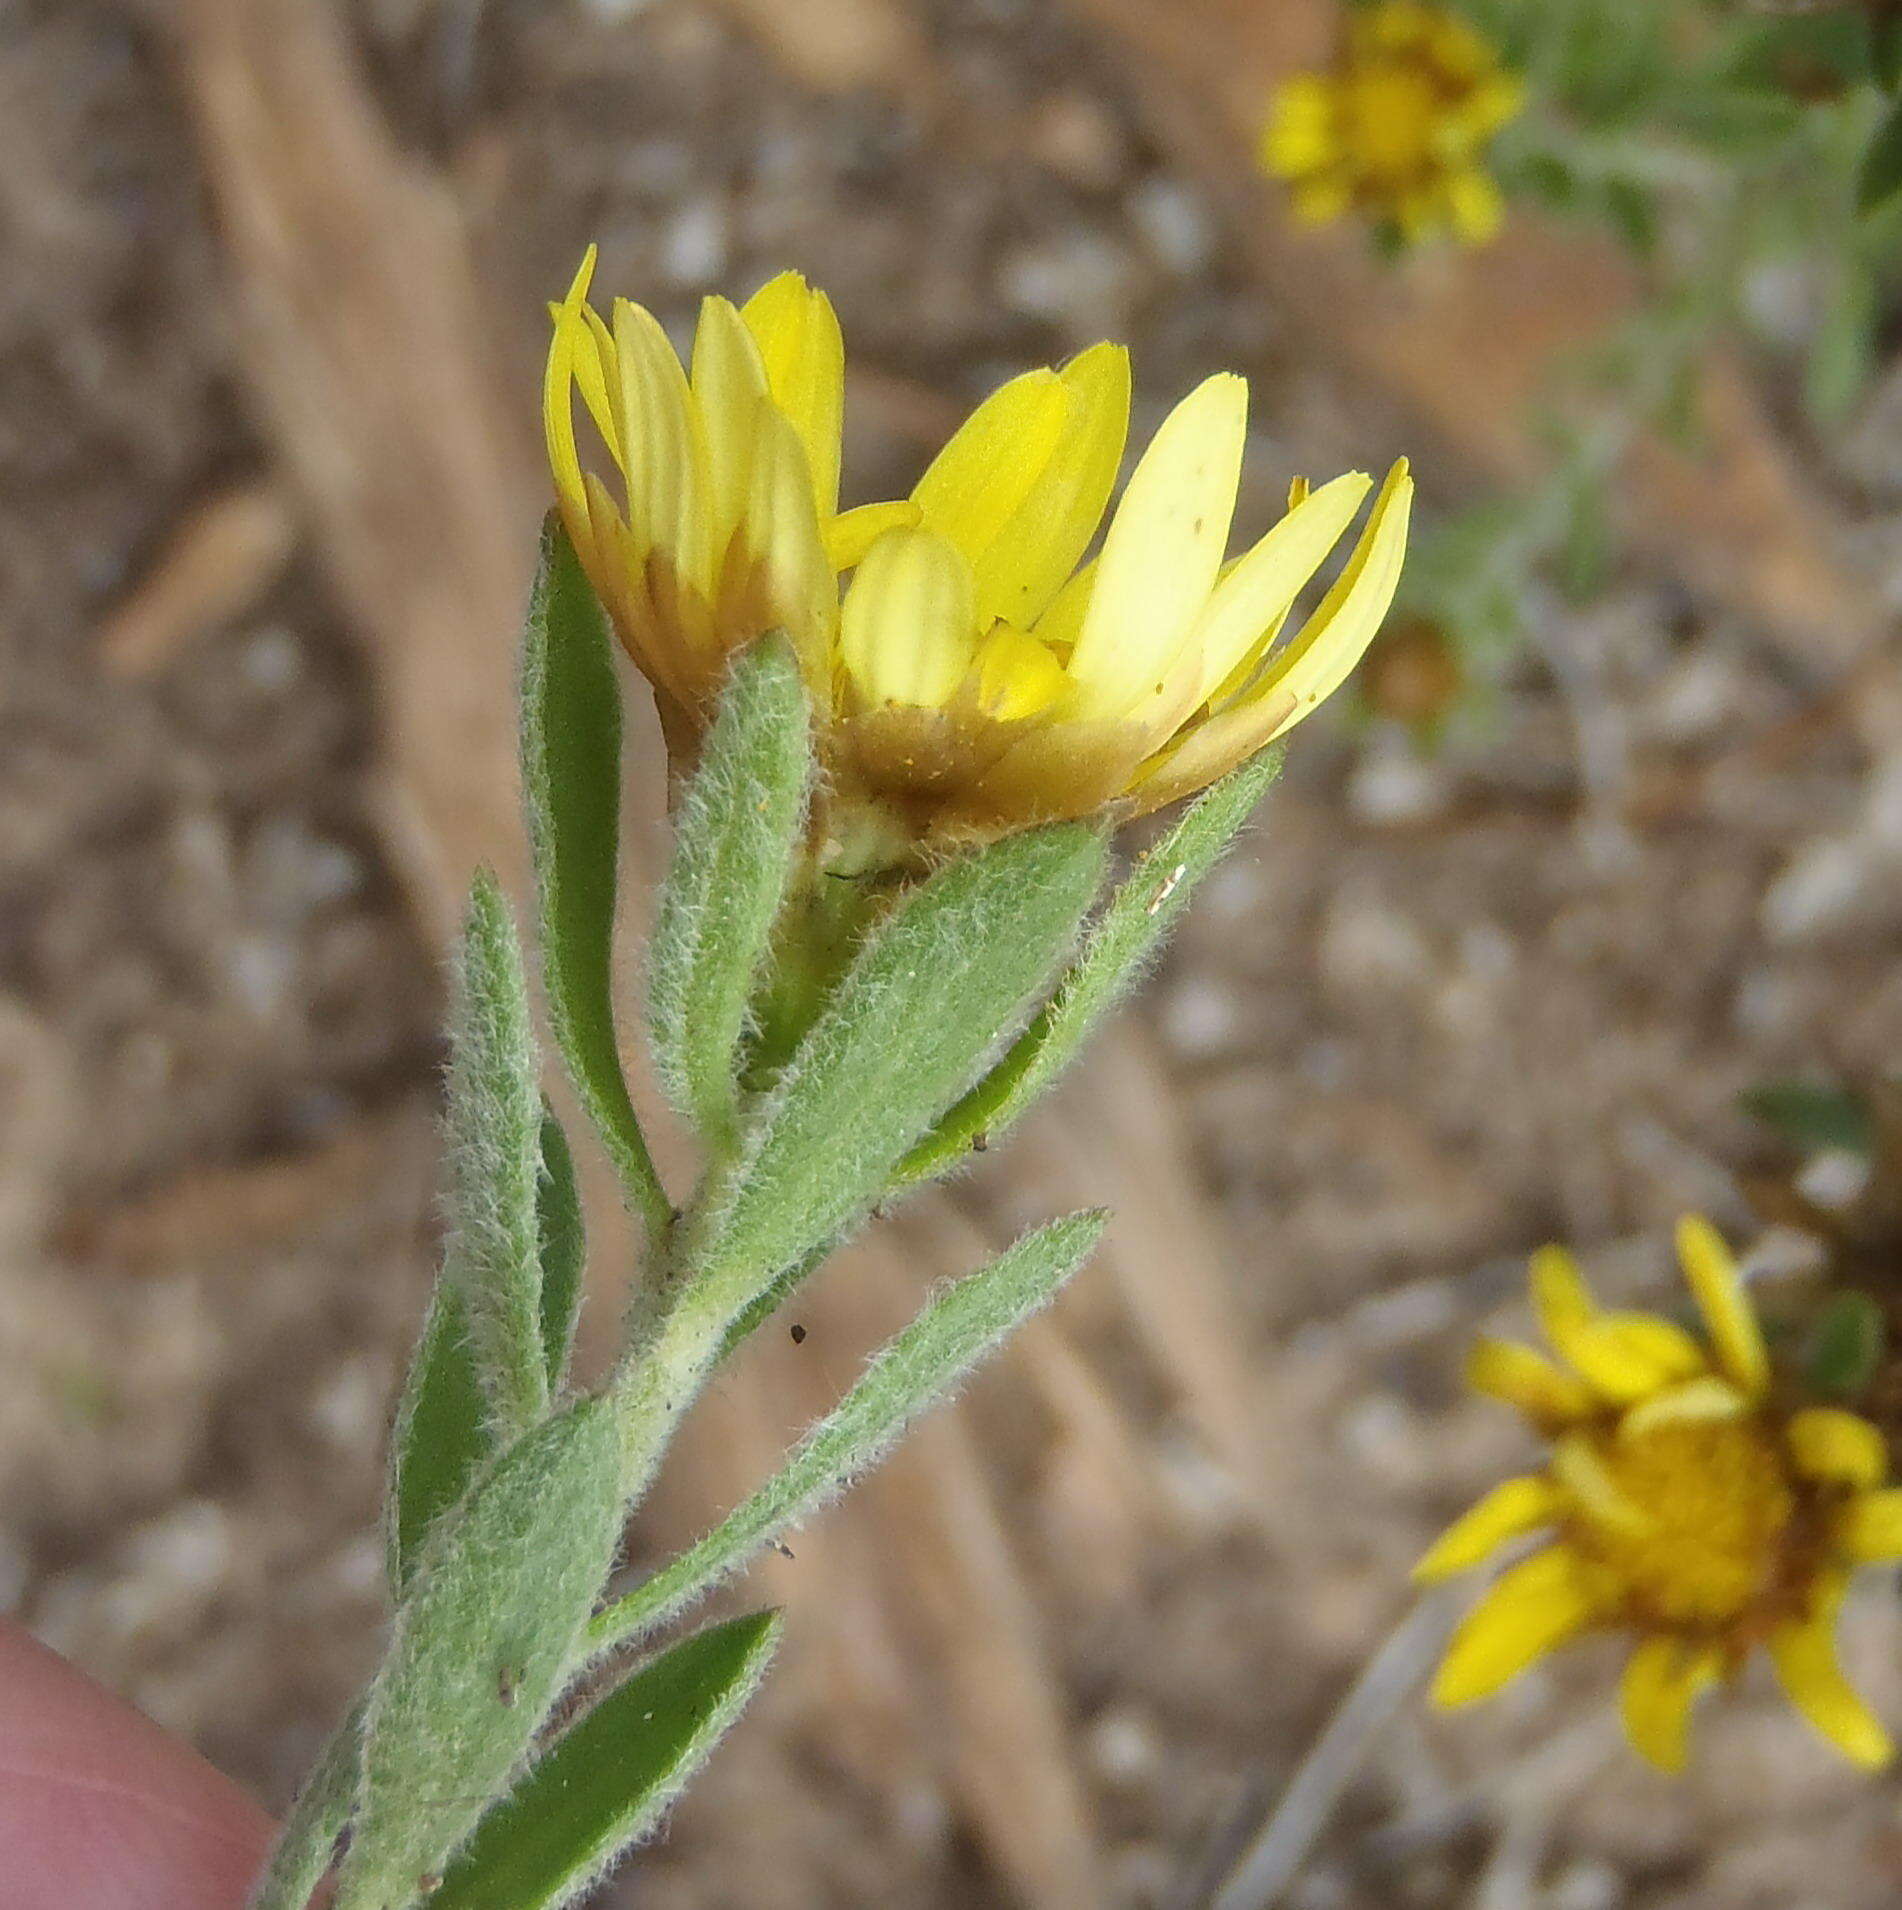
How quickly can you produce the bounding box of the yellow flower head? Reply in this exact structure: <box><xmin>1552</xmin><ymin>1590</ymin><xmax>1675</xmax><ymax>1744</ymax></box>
<box><xmin>545</xmin><ymin>249</ymin><xmax>1412</xmax><ymax>868</ymax></box>
<box><xmin>1261</xmin><ymin>0</ymin><xmax>1523</xmax><ymax>247</ymax></box>
<box><xmin>1420</xmin><ymin>1218</ymin><xmax>1902</xmax><ymax>1772</ymax></box>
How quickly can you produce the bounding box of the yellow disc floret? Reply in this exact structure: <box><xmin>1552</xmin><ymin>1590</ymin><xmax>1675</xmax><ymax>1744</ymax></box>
<box><xmin>1420</xmin><ymin>1217</ymin><xmax>1902</xmax><ymax>1772</ymax></box>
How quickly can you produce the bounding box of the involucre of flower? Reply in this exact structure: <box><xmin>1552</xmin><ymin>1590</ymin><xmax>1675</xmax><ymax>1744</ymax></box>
<box><xmin>1260</xmin><ymin>0</ymin><xmax>1523</xmax><ymax>248</ymax></box>
<box><xmin>545</xmin><ymin>249</ymin><xmax>1412</xmax><ymax>871</ymax></box>
<box><xmin>1420</xmin><ymin>1218</ymin><xmax>1902</xmax><ymax>1772</ymax></box>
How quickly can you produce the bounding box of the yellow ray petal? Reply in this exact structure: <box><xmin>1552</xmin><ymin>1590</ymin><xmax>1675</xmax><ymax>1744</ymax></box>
<box><xmin>840</xmin><ymin>526</ymin><xmax>978</xmax><ymax>712</ymax></box>
<box><xmin>741</xmin><ymin>272</ymin><xmax>845</xmax><ymax>518</ymax></box>
<box><xmin>1838</xmin><ymin>1488</ymin><xmax>1902</xmax><ymax>1563</ymax></box>
<box><xmin>1121</xmin><ymin>685</ymin><xmax>1300</xmax><ymax>816</ymax></box>
<box><xmin>1030</xmin><ymin>557</ymin><xmax>1095</xmax><ymax>658</ymax></box>
<box><xmin>1184</xmin><ymin>470</ymin><xmax>1373</xmax><ymax>706</ymax></box>
<box><xmin>1446</xmin><ymin>168</ymin><xmax>1506</xmax><ymax>246</ymax></box>
<box><xmin>912</xmin><ymin>367</ymin><xmax>1069</xmax><ymax>561</ymax></box>
<box><xmin>573</xmin><ymin>302</ymin><xmax>624</xmax><ymax>473</ymax></box>
<box><xmin>1430</xmin><ymin>1545</ymin><xmax>1598</xmax><ymax>1708</ymax></box>
<box><xmin>1620</xmin><ymin>1637</ymin><xmax>1721</xmax><ymax>1774</ymax></box>
<box><xmin>1769</xmin><ymin>1591</ymin><xmax>1893</xmax><ymax>1769</ymax></box>
<box><xmin>1530</xmin><ymin>1244</ymin><xmax>1597</xmax><ymax>1347</ymax></box>
<box><xmin>1788</xmin><ymin>1409</ymin><xmax>1889</xmax><ymax>1491</ymax></box>
<box><xmin>1413</xmin><ymin>1475</ymin><xmax>1563</xmax><ymax>1584</ymax></box>
<box><xmin>1531</xmin><ymin>1245</ymin><xmax>1705</xmax><ymax>1404</ymax></box>
<box><xmin>1066</xmin><ymin>373</ymin><xmax>1248</xmax><ymax>723</ymax></box>
<box><xmin>967</xmin><ymin>623</ymin><xmax>1070</xmax><ymax>721</ymax></box>
<box><xmin>1246</xmin><ymin>459</ymin><xmax>1413</xmax><ymax>737</ymax></box>
<box><xmin>964</xmin><ymin>343</ymin><xmax>1132</xmax><ymax>633</ymax></box>
<box><xmin>690</xmin><ymin>294</ymin><xmax>772</xmax><ymax>547</ymax></box>
<box><xmin>1551</xmin><ymin>1434</ymin><xmax>1651</xmax><ymax>1536</ymax></box>
<box><xmin>543</xmin><ymin>252</ymin><xmax>609</xmax><ymax>538</ymax></box>
<box><xmin>1260</xmin><ymin>76</ymin><xmax>1339</xmax><ymax>177</ymax></box>
<box><xmin>1291</xmin><ymin>175</ymin><xmax>1353</xmax><ymax>227</ymax></box>
<box><xmin>1568</xmin><ymin>1318</ymin><xmax>1709</xmax><ymax>1405</ymax></box>
<box><xmin>1617</xmin><ymin>1375</ymin><xmax>1750</xmax><ymax>1440</ymax></box>
<box><xmin>1463</xmin><ymin>1336</ymin><xmax>1595</xmax><ymax>1427</ymax></box>
<box><xmin>741</xmin><ymin>408</ymin><xmax>836</xmax><ymax>690</ymax></box>
<box><xmin>1674</xmin><ymin>1214</ymin><xmax>1769</xmax><ymax>1399</ymax></box>
<box><xmin>613</xmin><ymin>297</ymin><xmax>714</xmax><ymax>596</ymax></box>
<box><xmin>825</xmin><ymin>499</ymin><xmax>921</xmax><ymax>571</ymax></box>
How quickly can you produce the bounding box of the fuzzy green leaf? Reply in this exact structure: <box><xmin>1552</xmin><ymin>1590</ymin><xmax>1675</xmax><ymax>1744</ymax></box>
<box><xmin>1806</xmin><ymin>1290</ymin><xmax>1887</xmax><ymax>1404</ymax></box>
<box><xmin>591</xmin><ymin>1211</ymin><xmax>1104</xmax><ymax>1655</ymax></box>
<box><xmin>336</xmin><ymin>1398</ymin><xmax>625</xmax><ymax>1910</ymax></box>
<box><xmin>1740</xmin><ymin>1080</ymin><xmax>1875</xmax><ymax>1157</ymax></box>
<box><xmin>537</xmin><ymin>1107</ymin><xmax>586</xmax><ymax>1392</ymax></box>
<box><xmin>1877</xmin><ymin>11</ymin><xmax>1902</xmax><ymax>94</ymax></box>
<box><xmin>1805</xmin><ymin>259</ymin><xmax>1878</xmax><ymax>427</ymax></box>
<box><xmin>444</xmin><ymin>871</ymin><xmax>549</xmax><ymax>1441</ymax></box>
<box><xmin>898</xmin><ymin>749</ymin><xmax>1281</xmax><ymax>1184</ymax></box>
<box><xmin>684</xmin><ymin>823</ymin><xmax>1107</xmax><ymax>1321</ymax></box>
<box><xmin>244</xmin><ymin>1703</ymin><xmax>363</xmax><ymax>1910</ymax></box>
<box><xmin>1860</xmin><ymin>92</ymin><xmax>1902</xmax><ymax>213</ymax></box>
<box><xmin>429</xmin><ymin>1613</ymin><xmax>780</xmax><ymax>1910</ymax></box>
<box><xmin>387</xmin><ymin>1281</ymin><xmax>494</xmax><ymax>1595</ymax></box>
<box><xmin>523</xmin><ymin>516</ymin><xmax>672</xmax><ymax>1243</ymax></box>
<box><xmin>648</xmin><ymin>634</ymin><xmax>811</xmax><ymax>1149</ymax></box>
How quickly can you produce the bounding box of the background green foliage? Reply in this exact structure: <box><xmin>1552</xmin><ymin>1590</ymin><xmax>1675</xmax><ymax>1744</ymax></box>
<box><xmin>1397</xmin><ymin>0</ymin><xmax>1902</xmax><ymax>707</ymax></box>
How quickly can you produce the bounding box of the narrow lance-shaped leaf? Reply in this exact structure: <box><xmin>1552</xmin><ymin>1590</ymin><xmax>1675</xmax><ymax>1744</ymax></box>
<box><xmin>537</xmin><ymin>1106</ymin><xmax>586</xmax><ymax>1392</ymax></box>
<box><xmin>244</xmin><ymin>1702</ymin><xmax>364</xmax><ymax>1910</ymax></box>
<box><xmin>1860</xmin><ymin>92</ymin><xmax>1902</xmax><ymax>213</ymax></box>
<box><xmin>681</xmin><ymin>822</ymin><xmax>1108</xmax><ymax>1324</ymax></box>
<box><xmin>386</xmin><ymin>1279</ymin><xmax>494</xmax><ymax>1594</ymax></box>
<box><xmin>647</xmin><ymin>633</ymin><xmax>812</xmax><ymax>1150</ymax></box>
<box><xmin>898</xmin><ymin>746</ymin><xmax>1282</xmax><ymax>1184</ymax></box>
<box><xmin>590</xmin><ymin>1211</ymin><xmax>1105</xmax><ymax>1655</ymax></box>
<box><xmin>444</xmin><ymin>871</ymin><xmax>549</xmax><ymax>1442</ymax></box>
<box><xmin>428</xmin><ymin>1613</ymin><xmax>781</xmax><ymax>1910</ymax></box>
<box><xmin>335</xmin><ymin>1397</ymin><xmax>625</xmax><ymax>1910</ymax></box>
<box><xmin>522</xmin><ymin>516</ymin><xmax>672</xmax><ymax>1242</ymax></box>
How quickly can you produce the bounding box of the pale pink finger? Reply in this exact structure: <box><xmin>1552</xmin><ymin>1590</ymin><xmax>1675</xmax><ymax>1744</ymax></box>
<box><xmin>0</xmin><ymin>1620</ymin><xmax>274</xmax><ymax>1910</ymax></box>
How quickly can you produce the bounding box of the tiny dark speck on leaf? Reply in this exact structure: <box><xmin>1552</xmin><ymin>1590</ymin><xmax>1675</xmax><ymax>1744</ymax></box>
<box><xmin>790</xmin><ymin>1322</ymin><xmax>807</xmax><ymax>1344</ymax></box>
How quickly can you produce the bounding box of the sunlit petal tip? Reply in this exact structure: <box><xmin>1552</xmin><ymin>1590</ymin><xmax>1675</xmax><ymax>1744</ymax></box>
<box><xmin>1674</xmin><ymin>1214</ymin><xmax>1769</xmax><ymax>1398</ymax></box>
<box><xmin>1244</xmin><ymin>458</ymin><xmax>1412</xmax><ymax>742</ymax></box>
<box><xmin>1412</xmin><ymin>1475</ymin><xmax>1563</xmax><ymax>1584</ymax></box>
<box><xmin>1183</xmin><ymin>468</ymin><xmax>1377</xmax><ymax>707</ymax></box>
<box><xmin>561</xmin><ymin>242</ymin><xmax>600</xmax><ymax>309</ymax></box>
<box><xmin>1061</xmin><ymin>338</ymin><xmax>1132</xmax><ymax>391</ymax></box>
<box><xmin>1788</xmin><ymin>1409</ymin><xmax>1890</xmax><ymax>1491</ymax></box>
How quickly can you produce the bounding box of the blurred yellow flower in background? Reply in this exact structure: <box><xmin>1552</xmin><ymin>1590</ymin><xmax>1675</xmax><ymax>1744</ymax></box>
<box><xmin>545</xmin><ymin>250</ymin><xmax>1412</xmax><ymax>867</ymax></box>
<box><xmin>1419</xmin><ymin>1218</ymin><xmax>1902</xmax><ymax>1772</ymax></box>
<box><xmin>1261</xmin><ymin>0</ymin><xmax>1523</xmax><ymax>247</ymax></box>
